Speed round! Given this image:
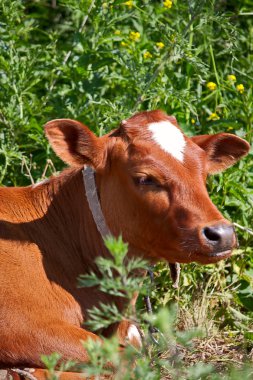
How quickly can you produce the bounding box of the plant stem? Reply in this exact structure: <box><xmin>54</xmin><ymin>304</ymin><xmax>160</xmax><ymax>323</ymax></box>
<box><xmin>186</xmin><ymin>13</ymin><xmax>194</xmax><ymax>124</ymax></box>
<box><xmin>209</xmin><ymin>44</ymin><xmax>222</xmax><ymax>107</ymax></box>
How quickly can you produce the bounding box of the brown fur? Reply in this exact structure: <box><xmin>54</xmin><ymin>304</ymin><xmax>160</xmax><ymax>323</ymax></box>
<box><xmin>0</xmin><ymin>110</ymin><xmax>250</xmax><ymax>367</ymax></box>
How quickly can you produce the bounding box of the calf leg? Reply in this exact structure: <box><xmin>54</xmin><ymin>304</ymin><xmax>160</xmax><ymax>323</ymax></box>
<box><xmin>117</xmin><ymin>320</ymin><xmax>142</xmax><ymax>349</ymax></box>
<box><xmin>0</xmin><ymin>321</ymin><xmax>100</xmax><ymax>367</ymax></box>
<box><xmin>114</xmin><ymin>291</ymin><xmax>142</xmax><ymax>349</ymax></box>
<box><xmin>3</xmin><ymin>368</ymin><xmax>112</xmax><ymax>380</ymax></box>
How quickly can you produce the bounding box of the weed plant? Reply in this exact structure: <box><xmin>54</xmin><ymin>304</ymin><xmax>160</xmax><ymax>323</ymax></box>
<box><xmin>0</xmin><ymin>0</ymin><xmax>253</xmax><ymax>377</ymax></box>
<box><xmin>43</xmin><ymin>237</ymin><xmax>253</xmax><ymax>379</ymax></box>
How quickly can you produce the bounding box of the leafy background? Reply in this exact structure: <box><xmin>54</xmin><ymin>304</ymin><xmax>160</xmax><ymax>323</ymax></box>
<box><xmin>0</xmin><ymin>0</ymin><xmax>253</xmax><ymax>377</ymax></box>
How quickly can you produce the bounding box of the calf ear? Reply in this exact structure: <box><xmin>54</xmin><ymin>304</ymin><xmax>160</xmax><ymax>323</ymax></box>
<box><xmin>44</xmin><ymin>119</ymin><xmax>103</xmax><ymax>168</ymax></box>
<box><xmin>191</xmin><ymin>133</ymin><xmax>250</xmax><ymax>174</ymax></box>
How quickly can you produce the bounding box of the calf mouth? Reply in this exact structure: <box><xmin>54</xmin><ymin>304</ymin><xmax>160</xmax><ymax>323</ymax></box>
<box><xmin>155</xmin><ymin>239</ymin><xmax>234</xmax><ymax>264</ymax></box>
<box><xmin>194</xmin><ymin>249</ymin><xmax>232</xmax><ymax>264</ymax></box>
<box><xmin>206</xmin><ymin>249</ymin><xmax>232</xmax><ymax>258</ymax></box>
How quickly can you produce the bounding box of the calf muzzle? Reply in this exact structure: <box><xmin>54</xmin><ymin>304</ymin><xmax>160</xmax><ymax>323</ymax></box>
<box><xmin>201</xmin><ymin>223</ymin><xmax>235</xmax><ymax>255</ymax></box>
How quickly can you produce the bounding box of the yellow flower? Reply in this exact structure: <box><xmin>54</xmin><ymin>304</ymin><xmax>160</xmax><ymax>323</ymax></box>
<box><xmin>129</xmin><ymin>31</ymin><xmax>140</xmax><ymax>42</ymax></box>
<box><xmin>124</xmin><ymin>0</ymin><xmax>133</xmax><ymax>8</ymax></box>
<box><xmin>227</xmin><ymin>74</ymin><xmax>236</xmax><ymax>82</ymax></box>
<box><xmin>191</xmin><ymin>119</ymin><xmax>196</xmax><ymax>124</ymax></box>
<box><xmin>120</xmin><ymin>41</ymin><xmax>128</xmax><ymax>47</ymax></box>
<box><xmin>206</xmin><ymin>82</ymin><xmax>217</xmax><ymax>91</ymax></box>
<box><xmin>114</xmin><ymin>30</ymin><xmax>121</xmax><ymax>35</ymax></box>
<box><xmin>208</xmin><ymin>113</ymin><xmax>220</xmax><ymax>121</ymax></box>
<box><xmin>163</xmin><ymin>0</ymin><xmax>172</xmax><ymax>8</ymax></box>
<box><xmin>156</xmin><ymin>42</ymin><xmax>165</xmax><ymax>49</ymax></box>
<box><xmin>143</xmin><ymin>51</ymin><xmax>153</xmax><ymax>59</ymax></box>
<box><xmin>236</xmin><ymin>84</ymin><xmax>245</xmax><ymax>94</ymax></box>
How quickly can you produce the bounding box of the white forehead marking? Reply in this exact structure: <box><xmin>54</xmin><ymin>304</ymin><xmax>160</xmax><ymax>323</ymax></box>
<box><xmin>148</xmin><ymin>121</ymin><xmax>186</xmax><ymax>162</ymax></box>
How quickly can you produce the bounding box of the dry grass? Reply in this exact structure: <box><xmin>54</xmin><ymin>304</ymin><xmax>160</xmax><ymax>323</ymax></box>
<box><xmin>160</xmin><ymin>333</ymin><xmax>253</xmax><ymax>379</ymax></box>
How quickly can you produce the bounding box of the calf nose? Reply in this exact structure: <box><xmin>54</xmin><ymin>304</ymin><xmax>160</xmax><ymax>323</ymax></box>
<box><xmin>202</xmin><ymin>224</ymin><xmax>235</xmax><ymax>250</ymax></box>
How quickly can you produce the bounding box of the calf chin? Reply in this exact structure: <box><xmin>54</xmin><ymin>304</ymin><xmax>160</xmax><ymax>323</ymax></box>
<box><xmin>163</xmin><ymin>249</ymin><xmax>233</xmax><ymax>265</ymax></box>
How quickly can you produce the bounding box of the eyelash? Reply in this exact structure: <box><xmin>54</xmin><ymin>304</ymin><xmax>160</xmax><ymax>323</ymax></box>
<box><xmin>134</xmin><ymin>176</ymin><xmax>159</xmax><ymax>187</ymax></box>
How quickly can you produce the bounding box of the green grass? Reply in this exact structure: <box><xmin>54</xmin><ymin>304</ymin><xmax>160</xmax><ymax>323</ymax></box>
<box><xmin>0</xmin><ymin>0</ymin><xmax>253</xmax><ymax>378</ymax></box>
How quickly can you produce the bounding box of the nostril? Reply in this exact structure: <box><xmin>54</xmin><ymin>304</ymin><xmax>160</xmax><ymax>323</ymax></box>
<box><xmin>202</xmin><ymin>224</ymin><xmax>235</xmax><ymax>248</ymax></box>
<box><xmin>203</xmin><ymin>226</ymin><xmax>221</xmax><ymax>242</ymax></box>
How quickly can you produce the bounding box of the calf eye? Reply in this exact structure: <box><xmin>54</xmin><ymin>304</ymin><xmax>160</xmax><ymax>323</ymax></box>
<box><xmin>134</xmin><ymin>176</ymin><xmax>158</xmax><ymax>187</ymax></box>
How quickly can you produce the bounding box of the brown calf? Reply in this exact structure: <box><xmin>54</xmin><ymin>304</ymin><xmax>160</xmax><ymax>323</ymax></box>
<box><xmin>0</xmin><ymin>110</ymin><xmax>250</xmax><ymax>368</ymax></box>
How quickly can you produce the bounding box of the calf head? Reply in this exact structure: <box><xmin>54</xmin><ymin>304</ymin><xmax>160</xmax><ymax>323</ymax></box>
<box><xmin>45</xmin><ymin>110</ymin><xmax>250</xmax><ymax>264</ymax></box>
